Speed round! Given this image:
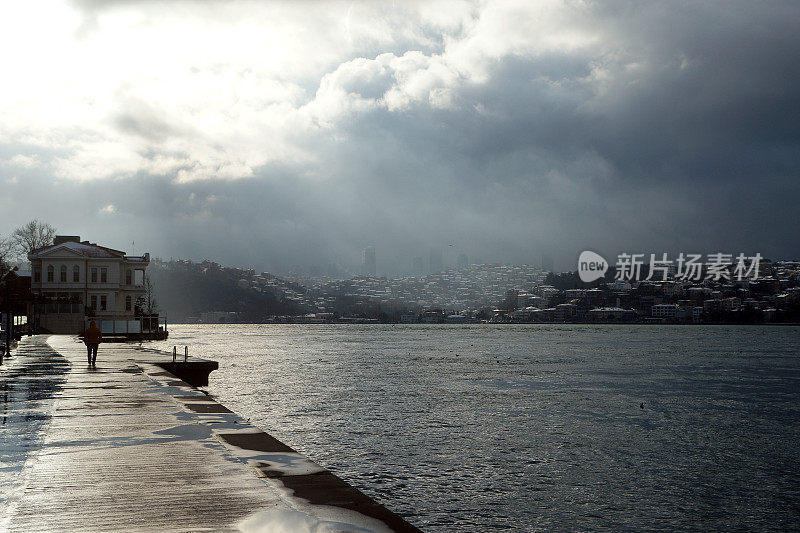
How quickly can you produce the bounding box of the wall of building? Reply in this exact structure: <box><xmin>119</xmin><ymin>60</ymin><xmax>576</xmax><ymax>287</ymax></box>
<box><xmin>31</xmin><ymin>255</ymin><xmax>148</xmax><ymax>320</ymax></box>
<box><xmin>38</xmin><ymin>313</ymin><xmax>85</xmax><ymax>334</ymax></box>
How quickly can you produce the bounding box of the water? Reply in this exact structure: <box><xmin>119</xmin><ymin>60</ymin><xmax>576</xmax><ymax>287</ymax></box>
<box><xmin>153</xmin><ymin>324</ymin><xmax>800</xmax><ymax>531</ymax></box>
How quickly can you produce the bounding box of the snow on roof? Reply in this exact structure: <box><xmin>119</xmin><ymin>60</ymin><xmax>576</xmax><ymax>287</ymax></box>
<box><xmin>60</xmin><ymin>241</ymin><xmax>122</xmax><ymax>257</ymax></box>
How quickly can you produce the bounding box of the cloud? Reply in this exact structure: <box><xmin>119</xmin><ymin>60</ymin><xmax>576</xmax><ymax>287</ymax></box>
<box><xmin>0</xmin><ymin>0</ymin><xmax>609</xmax><ymax>183</ymax></box>
<box><xmin>0</xmin><ymin>0</ymin><xmax>798</xmax><ymax>272</ymax></box>
<box><xmin>7</xmin><ymin>154</ymin><xmax>41</xmax><ymax>168</ymax></box>
<box><xmin>99</xmin><ymin>204</ymin><xmax>116</xmax><ymax>214</ymax></box>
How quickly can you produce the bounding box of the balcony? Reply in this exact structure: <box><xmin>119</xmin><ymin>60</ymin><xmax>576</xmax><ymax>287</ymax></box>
<box><xmin>35</xmin><ymin>302</ymin><xmax>86</xmax><ymax>314</ymax></box>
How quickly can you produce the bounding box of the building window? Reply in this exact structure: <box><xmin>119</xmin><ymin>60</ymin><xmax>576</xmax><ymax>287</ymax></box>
<box><xmin>47</xmin><ymin>265</ymin><xmax>54</xmax><ymax>282</ymax></box>
<box><xmin>91</xmin><ymin>268</ymin><xmax>97</xmax><ymax>283</ymax></box>
<box><xmin>126</xmin><ymin>270</ymin><xmax>132</xmax><ymax>285</ymax></box>
<box><xmin>125</xmin><ymin>295</ymin><xmax>132</xmax><ymax>311</ymax></box>
<box><xmin>100</xmin><ymin>268</ymin><xmax>107</xmax><ymax>283</ymax></box>
<box><xmin>34</xmin><ymin>269</ymin><xmax>41</xmax><ymax>282</ymax></box>
<box><xmin>100</xmin><ymin>295</ymin><xmax>107</xmax><ymax>311</ymax></box>
<box><xmin>73</xmin><ymin>265</ymin><xmax>80</xmax><ymax>282</ymax></box>
<box><xmin>60</xmin><ymin>265</ymin><xmax>67</xmax><ymax>282</ymax></box>
<box><xmin>90</xmin><ymin>295</ymin><xmax>97</xmax><ymax>310</ymax></box>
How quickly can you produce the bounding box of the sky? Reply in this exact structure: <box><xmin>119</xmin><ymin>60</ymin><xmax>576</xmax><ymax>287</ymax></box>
<box><xmin>1</xmin><ymin>0</ymin><xmax>798</xmax><ymax>276</ymax></box>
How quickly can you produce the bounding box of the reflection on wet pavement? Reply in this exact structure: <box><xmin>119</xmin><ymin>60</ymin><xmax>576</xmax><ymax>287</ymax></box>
<box><xmin>0</xmin><ymin>336</ymin><xmax>286</xmax><ymax>532</ymax></box>
<box><xmin>0</xmin><ymin>339</ymin><xmax>69</xmax><ymax>496</ymax></box>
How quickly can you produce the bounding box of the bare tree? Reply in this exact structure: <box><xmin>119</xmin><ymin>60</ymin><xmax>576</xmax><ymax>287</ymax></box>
<box><xmin>145</xmin><ymin>275</ymin><xmax>158</xmax><ymax>314</ymax></box>
<box><xmin>136</xmin><ymin>275</ymin><xmax>159</xmax><ymax>315</ymax></box>
<box><xmin>0</xmin><ymin>237</ymin><xmax>16</xmax><ymax>275</ymax></box>
<box><xmin>12</xmin><ymin>220</ymin><xmax>57</xmax><ymax>257</ymax></box>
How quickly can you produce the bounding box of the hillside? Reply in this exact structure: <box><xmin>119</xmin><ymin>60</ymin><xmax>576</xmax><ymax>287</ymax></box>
<box><xmin>148</xmin><ymin>259</ymin><xmax>301</xmax><ymax>322</ymax></box>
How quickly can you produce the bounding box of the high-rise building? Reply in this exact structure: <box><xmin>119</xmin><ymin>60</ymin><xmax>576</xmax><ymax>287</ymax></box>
<box><xmin>362</xmin><ymin>246</ymin><xmax>376</xmax><ymax>277</ymax></box>
<box><xmin>541</xmin><ymin>254</ymin><xmax>554</xmax><ymax>273</ymax></box>
<box><xmin>457</xmin><ymin>253</ymin><xmax>468</xmax><ymax>269</ymax></box>
<box><xmin>429</xmin><ymin>247</ymin><xmax>443</xmax><ymax>274</ymax></box>
<box><xmin>412</xmin><ymin>257</ymin><xmax>424</xmax><ymax>277</ymax></box>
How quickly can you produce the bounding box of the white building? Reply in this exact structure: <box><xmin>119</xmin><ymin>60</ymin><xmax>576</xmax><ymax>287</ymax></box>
<box><xmin>587</xmin><ymin>307</ymin><xmax>635</xmax><ymax>322</ymax></box>
<box><xmin>28</xmin><ymin>236</ymin><xmax>150</xmax><ymax>334</ymax></box>
<box><xmin>651</xmin><ymin>303</ymin><xmax>678</xmax><ymax>319</ymax></box>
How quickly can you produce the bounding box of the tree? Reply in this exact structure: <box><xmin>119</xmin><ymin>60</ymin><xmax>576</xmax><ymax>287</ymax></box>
<box><xmin>0</xmin><ymin>237</ymin><xmax>16</xmax><ymax>276</ymax></box>
<box><xmin>136</xmin><ymin>274</ymin><xmax>159</xmax><ymax>315</ymax></box>
<box><xmin>12</xmin><ymin>220</ymin><xmax>57</xmax><ymax>257</ymax></box>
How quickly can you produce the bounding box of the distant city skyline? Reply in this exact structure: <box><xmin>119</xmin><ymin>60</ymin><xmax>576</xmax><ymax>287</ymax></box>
<box><xmin>1</xmin><ymin>1</ymin><xmax>799</xmax><ymax>275</ymax></box>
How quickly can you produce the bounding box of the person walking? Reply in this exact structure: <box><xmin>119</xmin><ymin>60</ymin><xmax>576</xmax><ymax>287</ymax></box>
<box><xmin>84</xmin><ymin>320</ymin><xmax>102</xmax><ymax>366</ymax></box>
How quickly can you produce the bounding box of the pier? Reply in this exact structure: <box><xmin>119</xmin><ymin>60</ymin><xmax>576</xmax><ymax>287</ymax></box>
<box><xmin>0</xmin><ymin>336</ymin><xmax>422</xmax><ymax>532</ymax></box>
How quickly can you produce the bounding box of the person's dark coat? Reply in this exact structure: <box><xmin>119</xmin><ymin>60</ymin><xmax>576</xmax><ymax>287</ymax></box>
<box><xmin>84</xmin><ymin>321</ymin><xmax>102</xmax><ymax>345</ymax></box>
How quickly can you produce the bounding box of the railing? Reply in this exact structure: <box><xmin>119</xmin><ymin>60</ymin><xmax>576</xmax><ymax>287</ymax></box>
<box><xmin>36</xmin><ymin>302</ymin><xmax>84</xmax><ymax>314</ymax></box>
<box><xmin>173</xmin><ymin>346</ymin><xmax>188</xmax><ymax>362</ymax></box>
<box><xmin>86</xmin><ymin>316</ymin><xmax>168</xmax><ymax>335</ymax></box>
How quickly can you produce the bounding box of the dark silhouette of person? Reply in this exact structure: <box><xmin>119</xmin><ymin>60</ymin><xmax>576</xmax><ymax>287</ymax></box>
<box><xmin>84</xmin><ymin>320</ymin><xmax>102</xmax><ymax>366</ymax></box>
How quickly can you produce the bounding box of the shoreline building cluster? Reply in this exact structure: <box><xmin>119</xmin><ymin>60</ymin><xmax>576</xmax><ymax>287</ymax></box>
<box><xmin>270</xmin><ymin>261</ymin><xmax>800</xmax><ymax>324</ymax></box>
<box><xmin>129</xmin><ymin>256</ymin><xmax>800</xmax><ymax>326</ymax></box>
<box><xmin>495</xmin><ymin>260</ymin><xmax>800</xmax><ymax>324</ymax></box>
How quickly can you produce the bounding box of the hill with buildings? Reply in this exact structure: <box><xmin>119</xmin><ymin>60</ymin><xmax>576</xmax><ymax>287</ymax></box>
<box><xmin>147</xmin><ymin>257</ymin><xmax>800</xmax><ymax>325</ymax></box>
<box><xmin>148</xmin><ymin>259</ymin><xmax>302</xmax><ymax>322</ymax></box>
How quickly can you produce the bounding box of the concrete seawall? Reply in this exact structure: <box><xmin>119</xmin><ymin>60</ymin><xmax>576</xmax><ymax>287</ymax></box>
<box><xmin>0</xmin><ymin>335</ymin><xmax>423</xmax><ymax>532</ymax></box>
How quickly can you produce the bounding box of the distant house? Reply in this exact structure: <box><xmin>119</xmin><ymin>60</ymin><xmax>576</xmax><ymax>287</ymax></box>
<box><xmin>1</xmin><ymin>269</ymin><xmax>33</xmax><ymax>342</ymax></box>
<box><xmin>400</xmin><ymin>312</ymin><xmax>418</xmax><ymax>324</ymax></box>
<box><xmin>28</xmin><ymin>236</ymin><xmax>150</xmax><ymax>334</ymax></box>
<box><xmin>586</xmin><ymin>307</ymin><xmax>636</xmax><ymax>322</ymax></box>
<box><xmin>651</xmin><ymin>303</ymin><xmax>678</xmax><ymax>319</ymax></box>
<box><xmin>1</xmin><ymin>269</ymin><xmax>32</xmax><ymax>317</ymax></box>
<box><xmin>554</xmin><ymin>303</ymin><xmax>577</xmax><ymax>321</ymax></box>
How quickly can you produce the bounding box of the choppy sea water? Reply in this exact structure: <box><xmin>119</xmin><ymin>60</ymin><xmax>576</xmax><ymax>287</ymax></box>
<box><xmin>153</xmin><ymin>324</ymin><xmax>800</xmax><ymax>531</ymax></box>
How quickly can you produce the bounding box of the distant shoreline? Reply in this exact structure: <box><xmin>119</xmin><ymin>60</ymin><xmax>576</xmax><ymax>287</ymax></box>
<box><xmin>165</xmin><ymin>321</ymin><xmax>800</xmax><ymax>327</ymax></box>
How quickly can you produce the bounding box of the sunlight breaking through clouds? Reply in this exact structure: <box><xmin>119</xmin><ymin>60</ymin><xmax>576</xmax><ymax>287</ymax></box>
<box><xmin>0</xmin><ymin>0</ymin><xmax>603</xmax><ymax>183</ymax></box>
<box><xmin>1</xmin><ymin>0</ymin><xmax>799</xmax><ymax>272</ymax></box>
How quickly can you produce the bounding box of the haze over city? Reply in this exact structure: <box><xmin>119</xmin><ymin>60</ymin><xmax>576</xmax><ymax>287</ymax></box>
<box><xmin>1</xmin><ymin>1</ymin><xmax>798</xmax><ymax>276</ymax></box>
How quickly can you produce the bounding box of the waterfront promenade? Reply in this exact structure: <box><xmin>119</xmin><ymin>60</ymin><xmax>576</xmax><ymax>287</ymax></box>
<box><xmin>0</xmin><ymin>336</ymin><xmax>421</xmax><ymax>532</ymax></box>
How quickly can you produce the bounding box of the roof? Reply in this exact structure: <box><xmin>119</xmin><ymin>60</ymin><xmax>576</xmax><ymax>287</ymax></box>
<box><xmin>30</xmin><ymin>240</ymin><xmax>126</xmax><ymax>259</ymax></box>
<box><xmin>63</xmin><ymin>241</ymin><xmax>124</xmax><ymax>257</ymax></box>
<box><xmin>3</xmin><ymin>269</ymin><xmax>31</xmax><ymax>279</ymax></box>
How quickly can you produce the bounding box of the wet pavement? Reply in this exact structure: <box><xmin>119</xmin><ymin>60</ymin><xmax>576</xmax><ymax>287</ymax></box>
<box><xmin>0</xmin><ymin>336</ymin><xmax>407</xmax><ymax>532</ymax></box>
